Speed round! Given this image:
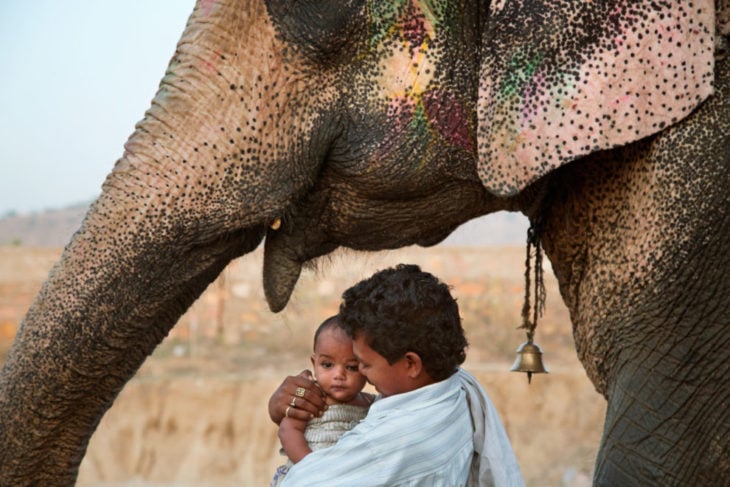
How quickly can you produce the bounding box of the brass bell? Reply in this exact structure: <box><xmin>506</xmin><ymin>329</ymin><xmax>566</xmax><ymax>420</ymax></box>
<box><xmin>510</xmin><ymin>339</ymin><xmax>549</xmax><ymax>383</ymax></box>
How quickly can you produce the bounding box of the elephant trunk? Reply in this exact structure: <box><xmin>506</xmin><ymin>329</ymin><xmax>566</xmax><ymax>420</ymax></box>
<box><xmin>0</xmin><ymin>1</ymin><xmax>312</xmax><ymax>481</ymax></box>
<box><xmin>0</xmin><ymin>184</ymin><xmax>267</xmax><ymax>483</ymax></box>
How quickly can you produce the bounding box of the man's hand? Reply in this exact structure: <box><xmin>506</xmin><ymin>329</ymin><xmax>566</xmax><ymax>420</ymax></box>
<box><xmin>268</xmin><ymin>370</ymin><xmax>327</xmax><ymax>424</ymax></box>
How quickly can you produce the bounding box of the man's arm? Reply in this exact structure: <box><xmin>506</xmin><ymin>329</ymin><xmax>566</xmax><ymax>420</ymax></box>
<box><xmin>278</xmin><ymin>417</ymin><xmax>312</xmax><ymax>463</ymax></box>
<box><xmin>278</xmin><ymin>422</ymin><xmax>379</xmax><ymax>486</ymax></box>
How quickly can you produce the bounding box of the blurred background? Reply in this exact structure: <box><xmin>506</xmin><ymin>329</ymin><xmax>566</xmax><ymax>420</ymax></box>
<box><xmin>0</xmin><ymin>2</ymin><xmax>605</xmax><ymax>486</ymax></box>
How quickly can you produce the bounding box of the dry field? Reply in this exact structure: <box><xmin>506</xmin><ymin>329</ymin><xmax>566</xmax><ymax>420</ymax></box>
<box><xmin>0</xmin><ymin>245</ymin><xmax>605</xmax><ymax>486</ymax></box>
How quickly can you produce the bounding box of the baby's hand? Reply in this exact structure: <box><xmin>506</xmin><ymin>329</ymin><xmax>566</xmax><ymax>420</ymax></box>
<box><xmin>278</xmin><ymin>415</ymin><xmax>312</xmax><ymax>463</ymax></box>
<box><xmin>280</xmin><ymin>415</ymin><xmax>307</xmax><ymax>433</ymax></box>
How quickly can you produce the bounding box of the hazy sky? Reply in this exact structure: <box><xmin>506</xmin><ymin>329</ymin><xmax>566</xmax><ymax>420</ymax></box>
<box><xmin>0</xmin><ymin>1</ymin><xmax>195</xmax><ymax>215</ymax></box>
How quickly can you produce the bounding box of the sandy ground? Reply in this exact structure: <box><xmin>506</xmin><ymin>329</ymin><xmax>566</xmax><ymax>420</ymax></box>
<box><xmin>1</xmin><ymin>246</ymin><xmax>605</xmax><ymax>486</ymax></box>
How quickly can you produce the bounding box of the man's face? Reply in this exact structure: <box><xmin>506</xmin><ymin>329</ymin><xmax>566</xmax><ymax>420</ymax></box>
<box><xmin>352</xmin><ymin>334</ymin><xmax>411</xmax><ymax>398</ymax></box>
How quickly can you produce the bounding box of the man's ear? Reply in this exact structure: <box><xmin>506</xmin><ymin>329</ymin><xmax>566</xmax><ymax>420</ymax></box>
<box><xmin>403</xmin><ymin>352</ymin><xmax>424</xmax><ymax>378</ymax></box>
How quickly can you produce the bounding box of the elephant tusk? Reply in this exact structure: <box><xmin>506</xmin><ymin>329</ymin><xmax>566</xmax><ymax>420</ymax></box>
<box><xmin>270</xmin><ymin>218</ymin><xmax>282</xmax><ymax>230</ymax></box>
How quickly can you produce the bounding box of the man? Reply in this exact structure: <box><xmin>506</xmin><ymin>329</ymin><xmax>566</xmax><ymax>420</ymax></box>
<box><xmin>270</xmin><ymin>264</ymin><xmax>524</xmax><ymax>486</ymax></box>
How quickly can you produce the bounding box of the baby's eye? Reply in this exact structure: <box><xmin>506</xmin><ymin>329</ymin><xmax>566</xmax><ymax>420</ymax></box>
<box><xmin>346</xmin><ymin>364</ymin><xmax>359</xmax><ymax>372</ymax></box>
<box><xmin>321</xmin><ymin>361</ymin><xmax>333</xmax><ymax>369</ymax></box>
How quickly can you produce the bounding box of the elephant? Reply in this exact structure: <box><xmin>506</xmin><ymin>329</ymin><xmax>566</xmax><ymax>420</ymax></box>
<box><xmin>0</xmin><ymin>0</ymin><xmax>728</xmax><ymax>485</ymax></box>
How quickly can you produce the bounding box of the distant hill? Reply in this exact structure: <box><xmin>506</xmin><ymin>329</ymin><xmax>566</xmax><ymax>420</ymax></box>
<box><xmin>0</xmin><ymin>203</ymin><xmax>528</xmax><ymax>248</ymax></box>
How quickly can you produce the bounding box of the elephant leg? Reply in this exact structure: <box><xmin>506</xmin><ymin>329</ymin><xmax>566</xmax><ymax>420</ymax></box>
<box><xmin>540</xmin><ymin>54</ymin><xmax>730</xmax><ymax>485</ymax></box>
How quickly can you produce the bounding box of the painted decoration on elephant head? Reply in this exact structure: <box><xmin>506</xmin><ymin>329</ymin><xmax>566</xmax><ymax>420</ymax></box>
<box><xmin>266</xmin><ymin>0</ymin><xmax>475</xmax><ymax>169</ymax></box>
<box><xmin>477</xmin><ymin>0</ymin><xmax>716</xmax><ymax>196</ymax></box>
<box><xmin>366</xmin><ymin>0</ymin><xmax>474</xmax><ymax>161</ymax></box>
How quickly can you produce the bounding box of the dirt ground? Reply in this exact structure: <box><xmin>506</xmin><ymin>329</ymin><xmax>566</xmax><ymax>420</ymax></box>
<box><xmin>1</xmin><ymin>246</ymin><xmax>605</xmax><ymax>486</ymax></box>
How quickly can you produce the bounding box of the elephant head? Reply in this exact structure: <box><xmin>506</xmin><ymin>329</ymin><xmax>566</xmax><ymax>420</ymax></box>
<box><xmin>1</xmin><ymin>0</ymin><xmax>727</xmax><ymax>485</ymax></box>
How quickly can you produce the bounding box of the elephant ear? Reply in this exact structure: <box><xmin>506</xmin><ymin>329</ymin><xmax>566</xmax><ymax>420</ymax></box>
<box><xmin>477</xmin><ymin>0</ymin><xmax>716</xmax><ymax>196</ymax></box>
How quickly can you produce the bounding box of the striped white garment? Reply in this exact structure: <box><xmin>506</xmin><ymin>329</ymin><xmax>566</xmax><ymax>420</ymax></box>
<box><xmin>279</xmin><ymin>369</ymin><xmax>524</xmax><ymax>486</ymax></box>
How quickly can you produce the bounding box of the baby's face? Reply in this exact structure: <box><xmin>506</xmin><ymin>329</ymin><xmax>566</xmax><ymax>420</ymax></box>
<box><xmin>311</xmin><ymin>327</ymin><xmax>367</xmax><ymax>403</ymax></box>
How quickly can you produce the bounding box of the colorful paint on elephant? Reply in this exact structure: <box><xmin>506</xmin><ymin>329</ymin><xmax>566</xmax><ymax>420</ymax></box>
<box><xmin>366</xmin><ymin>0</ymin><xmax>439</xmax><ymax>52</ymax></box>
<box><xmin>367</xmin><ymin>0</ymin><xmax>473</xmax><ymax>159</ymax></box>
<box><xmin>365</xmin><ymin>0</ymin><xmax>437</xmax><ymax>96</ymax></box>
<box><xmin>421</xmin><ymin>89</ymin><xmax>473</xmax><ymax>152</ymax></box>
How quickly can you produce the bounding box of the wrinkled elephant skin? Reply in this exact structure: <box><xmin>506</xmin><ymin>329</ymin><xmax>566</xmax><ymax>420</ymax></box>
<box><xmin>0</xmin><ymin>1</ymin><xmax>728</xmax><ymax>485</ymax></box>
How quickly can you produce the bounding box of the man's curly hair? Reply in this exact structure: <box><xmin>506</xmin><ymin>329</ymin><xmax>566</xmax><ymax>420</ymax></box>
<box><xmin>339</xmin><ymin>264</ymin><xmax>467</xmax><ymax>381</ymax></box>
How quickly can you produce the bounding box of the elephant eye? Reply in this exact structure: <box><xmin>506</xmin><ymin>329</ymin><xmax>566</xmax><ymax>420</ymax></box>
<box><xmin>266</xmin><ymin>0</ymin><xmax>367</xmax><ymax>65</ymax></box>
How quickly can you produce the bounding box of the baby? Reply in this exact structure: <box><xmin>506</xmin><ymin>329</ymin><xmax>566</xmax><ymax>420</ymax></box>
<box><xmin>270</xmin><ymin>315</ymin><xmax>374</xmax><ymax>486</ymax></box>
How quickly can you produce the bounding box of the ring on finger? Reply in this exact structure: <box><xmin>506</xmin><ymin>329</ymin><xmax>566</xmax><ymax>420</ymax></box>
<box><xmin>285</xmin><ymin>406</ymin><xmax>291</xmax><ymax>418</ymax></box>
<box><xmin>295</xmin><ymin>387</ymin><xmax>306</xmax><ymax>397</ymax></box>
<box><xmin>290</xmin><ymin>397</ymin><xmax>297</xmax><ymax>407</ymax></box>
